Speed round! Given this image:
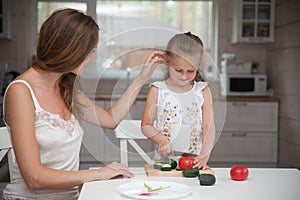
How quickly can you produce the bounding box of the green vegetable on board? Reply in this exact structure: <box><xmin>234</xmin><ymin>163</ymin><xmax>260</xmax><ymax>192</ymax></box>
<box><xmin>182</xmin><ymin>167</ymin><xmax>199</xmax><ymax>177</ymax></box>
<box><xmin>161</xmin><ymin>164</ymin><xmax>172</xmax><ymax>171</ymax></box>
<box><xmin>154</xmin><ymin>162</ymin><xmax>163</xmax><ymax>170</ymax></box>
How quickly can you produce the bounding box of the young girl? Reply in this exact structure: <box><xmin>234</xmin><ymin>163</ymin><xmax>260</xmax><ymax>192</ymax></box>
<box><xmin>2</xmin><ymin>9</ymin><xmax>165</xmax><ymax>200</ymax></box>
<box><xmin>141</xmin><ymin>32</ymin><xmax>215</xmax><ymax>169</ymax></box>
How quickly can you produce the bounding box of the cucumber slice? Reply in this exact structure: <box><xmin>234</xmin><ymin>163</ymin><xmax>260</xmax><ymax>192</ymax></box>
<box><xmin>161</xmin><ymin>164</ymin><xmax>172</xmax><ymax>171</ymax></box>
<box><xmin>154</xmin><ymin>162</ymin><xmax>163</xmax><ymax>170</ymax></box>
<box><xmin>161</xmin><ymin>158</ymin><xmax>177</xmax><ymax>169</ymax></box>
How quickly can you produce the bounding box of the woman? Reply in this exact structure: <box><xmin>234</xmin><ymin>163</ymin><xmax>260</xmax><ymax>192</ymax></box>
<box><xmin>2</xmin><ymin>9</ymin><xmax>166</xmax><ymax>199</ymax></box>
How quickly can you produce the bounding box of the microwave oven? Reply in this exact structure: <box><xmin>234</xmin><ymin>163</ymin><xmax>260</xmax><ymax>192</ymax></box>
<box><xmin>220</xmin><ymin>73</ymin><xmax>267</xmax><ymax>97</ymax></box>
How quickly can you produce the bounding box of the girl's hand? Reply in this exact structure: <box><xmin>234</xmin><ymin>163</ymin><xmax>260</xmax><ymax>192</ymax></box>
<box><xmin>138</xmin><ymin>51</ymin><xmax>167</xmax><ymax>82</ymax></box>
<box><xmin>97</xmin><ymin>162</ymin><xmax>133</xmax><ymax>180</ymax></box>
<box><xmin>157</xmin><ymin>137</ymin><xmax>172</xmax><ymax>157</ymax></box>
<box><xmin>193</xmin><ymin>156</ymin><xmax>208</xmax><ymax>169</ymax></box>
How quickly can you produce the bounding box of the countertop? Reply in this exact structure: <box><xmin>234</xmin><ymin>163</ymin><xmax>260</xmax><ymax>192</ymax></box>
<box><xmin>224</xmin><ymin>96</ymin><xmax>280</xmax><ymax>102</ymax></box>
<box><xmin>79</xmin><ymin>167</ymin><xmax>300</xmax><ymax>200</ymax></box>
<box><xmin>88</xmin><ymin>94</ymin><xmax>280</xmax><ymax>102</ymax></box>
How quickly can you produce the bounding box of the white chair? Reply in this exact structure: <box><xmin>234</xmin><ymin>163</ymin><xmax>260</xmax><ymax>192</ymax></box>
<box><xmin>114</xmin><ymin>120</ymin><xmax>153</xmax><ymax>166</ymax></box>
<box><xmin>0</xmin><ymin>126</ymin><xmax>14</xmax><ymax>182</ymax></box>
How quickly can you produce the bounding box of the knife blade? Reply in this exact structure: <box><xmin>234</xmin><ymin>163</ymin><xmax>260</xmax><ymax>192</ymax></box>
<box><xmin>172</xmin><ymin>150</ymin><xmax>197</xmax><ymax>157</ymax></box>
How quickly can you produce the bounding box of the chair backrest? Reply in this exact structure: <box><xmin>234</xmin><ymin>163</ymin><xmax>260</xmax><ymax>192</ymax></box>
<box><xmin>0</xmin><ymin>126</ymin><xmax>14</xmax><ymax>182</ymax></box>
<box><xmin>115</xmin><ymin>120</ymin><xmax>147</xmax><ymax>139</ymax></box>
<box><xmin>114</xmin><ymin>120</ymin><xmax>153</xmax><ymax>165</ymax></box>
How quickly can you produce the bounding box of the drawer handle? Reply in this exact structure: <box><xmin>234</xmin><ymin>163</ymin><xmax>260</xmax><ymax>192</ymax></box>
<box><xmin>232</xmin><ymin>133</ymin><xmax>247</xmax><ymax>137</ymax></box>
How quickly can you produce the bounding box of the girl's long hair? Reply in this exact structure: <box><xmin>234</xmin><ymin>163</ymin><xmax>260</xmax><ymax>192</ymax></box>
<box><xmin>166</xmin><ymin>32</ymin><xmax>205</xmax><ymax>82</ymax></box>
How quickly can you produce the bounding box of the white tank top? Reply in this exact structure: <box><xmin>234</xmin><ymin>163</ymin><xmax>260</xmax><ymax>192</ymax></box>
<box><xmin>152</xmin><ymin>81</ymin><xmax>207</xmax><ymax>161</ymax></box>
<box><xmin>3</xmin><ymin>80</ymin><xmax>84</xmax><ymax>200</ymax></box>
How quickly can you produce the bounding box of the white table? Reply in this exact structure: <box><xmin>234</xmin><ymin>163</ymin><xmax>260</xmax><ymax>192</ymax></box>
<box><xmin>79</xmin><ymin>167</ymin><xmax>300</xmax><ymax>200</ymax></box>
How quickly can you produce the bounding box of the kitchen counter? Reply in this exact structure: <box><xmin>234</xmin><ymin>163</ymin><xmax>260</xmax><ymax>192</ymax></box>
<box><xmin>225</xmin><ymin>96</ymin><xmax>280</xmax><ymax>102</ymax></box>
<box><xmin>89</xmin><ymin>94</ymin><xmax>148</xmax><ymax>101</ymax></box>
<box><xmin>88</xmin><ymin>94</ymin><xmax>279</xmax><ymax>102</ymax></box>
<box><xmin>81</xmin><ymin>78</ymin><xmax>280</xmax><ymax>102</ymax></box>
<box><xmin>79</xmin><ymin>167</ymin><xmax>300</xmax><ymax>200</ymax></box>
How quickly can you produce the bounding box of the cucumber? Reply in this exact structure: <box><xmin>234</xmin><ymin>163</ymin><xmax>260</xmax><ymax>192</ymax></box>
<box><xmin>170</xmin><ymin>159</ymin><xmax>177</xmax><ymax>169</ymax></box>
<box><xmin>182</xmin><ymin>167</ymin><xmax>199</xmax><ymax>177</ymax></box>
<box><xmin>161</xmin><ymin>158</ymin><xmax>177</xmax><ymax>169</ymax></box>
<box><xmin>154</xmin><ymin>162</ymin><xmax>163</xmax><ymax>170</ymax></box>
<box><xmin>161</xmin><ymin>164</ymin><xmax>172</xmax><ymax>171</ymax></box>
<box><xmin>198</xmin><ymin>174</ymin><xmax>216</xmax><ymax>186</ymax></box>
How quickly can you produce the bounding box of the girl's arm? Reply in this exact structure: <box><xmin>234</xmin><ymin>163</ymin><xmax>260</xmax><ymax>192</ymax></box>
<box><xmin>4</xmin><ymin>84</ymin><xmax>133</xmax><ymax>190</ymax></box>
<box><xmin>141</xmin><ymin>86</ymin><xmax>172</xmax><ymax>157</ymax></box>
<box><xmin>194</xmin><ymin>86</ymin><xmax>216</xmax><ymax>168</ymax></box>
<box><xmin>81</xmin><ymin>51</ymin><xmax>167</xmax><ymax>129</ymax></box>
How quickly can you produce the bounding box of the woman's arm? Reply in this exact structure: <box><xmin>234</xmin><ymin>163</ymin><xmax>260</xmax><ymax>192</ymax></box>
<box><xmin>4</xmin><ymin>84</ymin><xmax>133</xmax><ymax>190</ymax></box>
<box><xmin>141</xmin><ymin>86</ymin><xmax>172</xmax><ymax>157</ymax></box>
<box><xmin>81</xmin><ymin>51</ymin><xmax>167</xmax><ymax>129</ymax></box>
<box><xmin>194</xmin><ymin>86</ymin><xmax>216</xmax><ymax>168</ymax></box>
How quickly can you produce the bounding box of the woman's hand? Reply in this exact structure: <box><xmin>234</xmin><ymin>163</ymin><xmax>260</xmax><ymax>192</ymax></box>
<box><xmin>97</xmin><ymin>162</ymin><xmax>134</xmax><ymax>180</ymax></box>
<box><xmin>138</xmin><ymin>51</ymin><xmax>167</xmax><ymax>83</ymax></box>
<box><xmin>157</xmin><ymin>137</ymin><xmax>172</xmax><ymax>157</ymax></box>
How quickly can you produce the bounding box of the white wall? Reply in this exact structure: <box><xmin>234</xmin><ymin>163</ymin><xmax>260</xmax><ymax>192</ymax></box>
<box><xmin>266</xmin><ymin>0</ymin><xmax>300</xmax><ymax>168</ymax></box>
<box><xmin>0</xmin><ymin>0</ymin><xmax>36</xmax><ymax>73</ymax></box>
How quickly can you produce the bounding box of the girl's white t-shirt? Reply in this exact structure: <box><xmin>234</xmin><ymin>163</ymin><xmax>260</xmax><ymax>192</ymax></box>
<box><xmin>151</xmin><ymin>80</ymin><xmax>207</xmax><ymax>161</ymax></box>
<box><xmin>3</xmin><ymin>80</ymin><xmax>84</xmax><ymax>200</ymax></box>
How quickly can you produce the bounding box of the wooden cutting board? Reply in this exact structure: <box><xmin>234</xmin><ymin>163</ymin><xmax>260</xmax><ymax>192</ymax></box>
<box><xmin>144</xmin><ymin>164</ymin><xmax>215</xmax><ymax>177</ymax></box>
<box><xmin>144</xmin><ymin>164</ymin><xmax>182</xmax><ymax>177</ymax></box>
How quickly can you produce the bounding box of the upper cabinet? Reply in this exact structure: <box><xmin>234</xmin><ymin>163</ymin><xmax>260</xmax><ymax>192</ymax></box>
<box><xmin>0</xmin><ymin>0</ymin><xmax>11</xmax><ymax>39</ymax></box>
<box><xmin>232</xmin><ymin>0</ymin><xmax>275</xmax><ymax>43</ymax></box>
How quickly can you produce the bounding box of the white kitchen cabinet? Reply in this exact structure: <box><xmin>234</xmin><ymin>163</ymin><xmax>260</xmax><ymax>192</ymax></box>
<box><xmin>80</xmin><ymin>100</ymin><xmax>121</xmax><ymax>165</ymax></box>
<box><xmin>223</xmin><ymin>101</ymin><xmax>278</xmax><ymax>132</ymax></box>
<box><xmin>232</xmin><ymin>0</ymin><xmax>275</xmax><ymax>43</ymax></box>
<box><xmin>80</xmin><ymin>100</ymin><xmax>107</xmax><ymax>168</ymax></box>
<box><xmin>80</xmin><ymin>99</ymin><xmax>154</xmax><ymax>167</ymax></box>
<box><xmin>0</xmin><ymin>0</ymin><xmax>11</xmax><ymax>39</ymax></box>
<box><xmin>210</xmin><ymin>101</ymin><xmax>278</xmax><ymax>167</ymax></box>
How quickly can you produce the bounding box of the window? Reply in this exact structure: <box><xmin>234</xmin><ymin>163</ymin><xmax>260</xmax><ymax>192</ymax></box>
<box><xmin>36</xmin><ymin>0</ymin><xmax>216</xmax><ymax>78</ymax></box>
<box><xmin>96</xmin><ymin>0</ymin><xmax>214</xmax><ymax>78</ymax></box>
<box><xmin>37</xmin><ymin>1</ymin><xmax>87</xmax><ymax>32</ymax></box>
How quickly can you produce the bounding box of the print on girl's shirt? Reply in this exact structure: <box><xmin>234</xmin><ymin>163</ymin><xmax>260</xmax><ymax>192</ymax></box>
<box><xmin>182</xmin><ymin>102</ymin><xmax>199</xmax><ymax>124</ymax></box>
<box><xmin>160</xmin><ymin>100</ymin><xmax>201</xmax><ymax>154</ymax></box>
<box><xmin>161</xmin><ymin>101</ymin><xmax>179</xmax><ymax>139</ymax></box>
<box><xmin>182</xmin><ymin>102</ymin><xmax>200</xmax><ymax>154</ymax></box>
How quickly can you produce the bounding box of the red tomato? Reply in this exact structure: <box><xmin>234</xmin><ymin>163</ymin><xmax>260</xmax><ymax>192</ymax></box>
<box><xmin>178</xmin><ymin>156</ymin><xmax>195</xmax><ymax>170</ymax></box>
<box><xmin>230</xmin><ymin>166</ymin><xmax>249</xmax><ymax>181</ymax></box>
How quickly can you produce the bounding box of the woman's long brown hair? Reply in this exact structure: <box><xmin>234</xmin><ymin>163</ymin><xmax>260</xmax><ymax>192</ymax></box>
<box><xmin>32</xmin><ymin>9</ymin><xmax>99</xmax><ymax>119</ymax></box>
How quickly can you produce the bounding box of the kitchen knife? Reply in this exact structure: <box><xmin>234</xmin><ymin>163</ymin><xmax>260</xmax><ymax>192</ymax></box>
<box><xmin>172</xmin><ymin>150</ymin><xmax>197</xmax><ymax>157</ymax></box>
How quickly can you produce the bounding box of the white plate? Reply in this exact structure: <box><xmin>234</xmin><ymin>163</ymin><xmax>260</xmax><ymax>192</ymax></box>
<box><xmin>117</xmin><ymin>181</ymin><xmax>192</xmax><ymax>199</ymax></box>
